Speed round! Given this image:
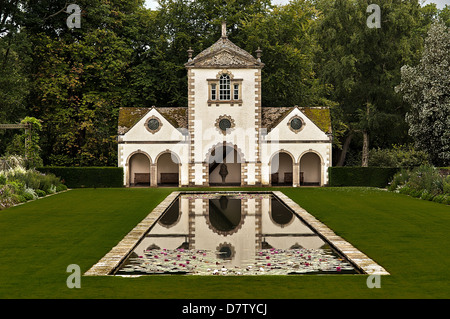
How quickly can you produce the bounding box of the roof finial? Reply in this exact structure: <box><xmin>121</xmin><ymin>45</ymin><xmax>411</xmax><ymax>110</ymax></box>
<box><xmin>255</xmin><ymin>47</ymin><xmax>262</xmax><ymax>62</ymax></box>
<box><xmin>221</xmin><ymin>21</ymin><xmax>227</xmax><ymax>38</ymax></box>
<box><xmin>187</xmin><ymin>47</ymin><xmax>194</xmax><ymax>61</ymax></box>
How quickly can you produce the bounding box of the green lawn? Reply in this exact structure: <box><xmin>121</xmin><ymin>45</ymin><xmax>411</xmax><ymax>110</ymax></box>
<box><xmin>0</xmin><ymin>187</ymin><xmax>449</xmax><ymax>299</ymax></box>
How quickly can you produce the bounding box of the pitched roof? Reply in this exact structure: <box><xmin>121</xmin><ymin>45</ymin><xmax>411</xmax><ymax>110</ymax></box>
<box><xmin>300</xmin><ymin>107</ymin><xmax>332</xmax><ymax>134</ymax></box>
<box><xmin>118</xmin><ymin>107</ymin><xmax>150</xmax><ymax>135</ymax></box>
<box><xmin>118</xmin><ymin>106</ymin><xmax>331</xmax><ymax>135</ymax></box>
<box><xmin>261</xmin><ymin>107</ymin><xmax>293</xmax><ymax>131</ymax></box>
<box><xmin>261</xmin><ymin>107</ymin><xmax>332</xmax><ymax>134</ymax></box>
<box><xmin>117</xmin><ymin>107</ymin><xmax>187</xmax><ymax>135</ymax></box>
<box><xmin>157</xmin><ymin>107</ymin><xmax>188</xmax><ymax>129</ymax></box>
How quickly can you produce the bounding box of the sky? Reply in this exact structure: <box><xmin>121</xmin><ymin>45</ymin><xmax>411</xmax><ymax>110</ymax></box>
<box><xmin>144</xmin><ymin>0</ymin><xmax>449</xmax><ymax>11</ymax></box>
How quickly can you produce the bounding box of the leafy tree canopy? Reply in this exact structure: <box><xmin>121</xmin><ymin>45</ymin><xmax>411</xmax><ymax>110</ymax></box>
<box><xmin>396</xmin><ymin>22</ymin><xmax>450</xmax><ymax>167</ymax></box>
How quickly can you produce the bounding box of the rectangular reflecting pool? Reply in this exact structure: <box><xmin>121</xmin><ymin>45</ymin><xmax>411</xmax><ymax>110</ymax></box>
<box><xmin>112</xmin><ymin>193</ymin><xmax>361</xmax><ymax>276</ymax></box>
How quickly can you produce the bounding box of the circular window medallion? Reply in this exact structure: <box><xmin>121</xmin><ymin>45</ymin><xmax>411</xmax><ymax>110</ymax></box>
<box><xmin>145</xmin><ymin>116</ymin><xmax>162</xmax><ymax>134</ymax></box>
<box><xmin>148</xmin><ymin>119</ymin><xmax>159</xmax><ymax>130</ymax></box>
<box><xmin>219</xmin><ymin>119</ymin><xmax>231</xmax><ymax>131</ymax></box>
<box><xmin>216</xmin><ymin>243</ymin><xmax>236</xmax><ymax>260</ymax></box>
<box><xmin>290</xmin><ymin>118</ymin><xmax>302</xmax><ymax>130</ymax></box>
<box><xmin>215</xmin><ymin>115</ymin><xmax>235</xmax><ymax>135</ymax></box>
<box><xmin>288</xmin><ymin>116</ymin><xmax>305</xmax><ymax>133</ymax></box>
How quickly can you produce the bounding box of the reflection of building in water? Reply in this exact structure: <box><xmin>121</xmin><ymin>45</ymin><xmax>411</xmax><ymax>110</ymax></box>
<box><xmin>131</xmin><ymin>194</ymin><xmax>327</xmax><ymax>267</ymax></box>
<box><xmin>262</xmin><ymin>198</ymin><xmax>326</xmax><ymax>250</ymax></box>
<box><xmin>196</xmin><ymin>195</ymin><xmax>256</xmax><ymax>267</ymax></box>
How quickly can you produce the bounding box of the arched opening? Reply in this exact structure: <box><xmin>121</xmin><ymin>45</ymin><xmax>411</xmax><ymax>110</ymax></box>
<box><xmin>158</xmin><ymin>198</ymin><xmax>180</xmax><ymax>227</ymax></box>
<box><xmin>300</xmin><ymin>152</ymin><xmax>321</xmax><ymax>186</ymax></box>
<box><xmin>208</xmin><ymin>196</ymin><xmax>242</xmax><ymax>235</ymax></box>
<box><xmin>208</xmin><ymin>145</ymin><xmax>241</xmax><ymax>186</ymax></box>
<box><xmin>129</xmin><ymin>152</ymin><xmax>150</xmax><ymax>187</ymax></box>
<box><xmin>157</xmin><ymin>152</ymin><xmax>180</xmax><ymax>186</ymax></box>
<box><xmin>270</xmin><ymin>197</ymin><xmax>294</xmax><ymax>227</ymax></box>
<box><xmin>270</xmin><ymin>152</ymin><xmax>293</xmax><ymax>186</ymax></box>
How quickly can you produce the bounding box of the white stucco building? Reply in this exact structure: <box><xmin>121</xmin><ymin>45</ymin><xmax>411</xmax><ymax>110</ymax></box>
<box><xmin>117</xmin><ymin>24</ymin><xmax>332</xmax><ymax>187</ymax></box>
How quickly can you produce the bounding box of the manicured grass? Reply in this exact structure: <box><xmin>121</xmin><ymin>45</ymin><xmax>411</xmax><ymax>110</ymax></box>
<box><xmin>0</xmin><ymin>187</ymin><xmax>448</xmax><ymax>298</ymax></box>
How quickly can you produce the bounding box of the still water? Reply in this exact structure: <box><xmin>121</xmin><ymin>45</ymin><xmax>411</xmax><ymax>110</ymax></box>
<box><xmin>115</xmin><ymin>193</ymin><xmax>358</xmax><ymax>276</ymax></box>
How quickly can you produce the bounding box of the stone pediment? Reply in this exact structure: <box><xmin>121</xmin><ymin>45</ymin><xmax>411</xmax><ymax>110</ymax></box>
<box><xmin>196</xmin><ymin>50</ymin><xmax>251</xmax><ymax>67</ymax></box>
<box><xmin>185</xmin><ymin>37</ymin><xmax>264</xmax><ymax>69</ymax></box>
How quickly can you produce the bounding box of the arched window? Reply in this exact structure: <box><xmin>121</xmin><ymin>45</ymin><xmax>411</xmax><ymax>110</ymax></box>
<box><xmin>219</xmin><ymin>74</ymin><xmax>231</xmax><ymax>100</ymax></box>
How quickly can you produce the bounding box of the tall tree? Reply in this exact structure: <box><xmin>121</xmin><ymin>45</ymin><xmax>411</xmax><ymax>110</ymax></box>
<box><xmin>27</xmin><ymin>0</ymin><xmax>140</xmax><ymax>166</ymax></box>
<box><xmin>0</xmin><ymin>32</ymin><xmax>29</xmax><ymax>124</ymax></box>
<box><xmin>0</xmin><ymin>24</ymin><xmax>31</xmax><ymax>154</ymax></box>
<box><xmin>0</xmin><ymin>0</ymin><xmax>22</xmax><ymax>36</ymax></box>
<box><xmin>238</xmin><ymin>0</ymin><xmax>334</xmax><ymax>108</ymax></box>
<box><xmin>438</xmin><ymin>4</ymin><xmax>450</xmax><ymax>27</ymax></box>
<box><xmin>314</xmin><ymin>0</ymin><xmax>436</xmax><ymax>166</ymax></box>
<box><xmin>395</xmin><ymin>22</ymin><xmax>450</xmax><ymax>167</ymax></box>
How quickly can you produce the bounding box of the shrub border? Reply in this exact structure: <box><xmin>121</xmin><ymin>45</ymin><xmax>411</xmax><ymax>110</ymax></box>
<box><xmin>36</xmin><ymin>167</ymin><xmax>123</xmax><ymax>188</ymax></box>
<box><xmin>328</xmin><ymin>167</ymin><xmax>400</xmax><ymax>188</ymax></box>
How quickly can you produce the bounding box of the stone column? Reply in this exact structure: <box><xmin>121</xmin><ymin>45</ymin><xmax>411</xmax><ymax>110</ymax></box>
<box><xmin>150</xmin><ymin>163</ymin><xmax>157</xmax><ymax>187</ymax></box>
<box><xmin>293</xmin><ymin>162</ymin><xmax>300</xmax><ymax>187</ymax></box>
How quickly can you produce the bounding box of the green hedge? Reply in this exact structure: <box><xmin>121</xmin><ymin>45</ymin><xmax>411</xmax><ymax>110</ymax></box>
<box><xmin>36</xmin><ymin>167</ymin><xmax>124</xmax><ymax>188</ymax></box>
<box><xmin>328</xmin><ymin>167</ymin><xmax>400</xmax><ymax>188</ymax></box>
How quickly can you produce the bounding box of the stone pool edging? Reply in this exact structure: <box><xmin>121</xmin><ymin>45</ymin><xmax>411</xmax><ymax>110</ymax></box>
<box><xmin>84</xmin><ymin>190</ymin><xmax>389</xmax><ymax>276</ymax></box>
<box><xmin>272</xmin><ymin>191</ymin><xmax>389</xmax><ymax>276</ymax></box>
